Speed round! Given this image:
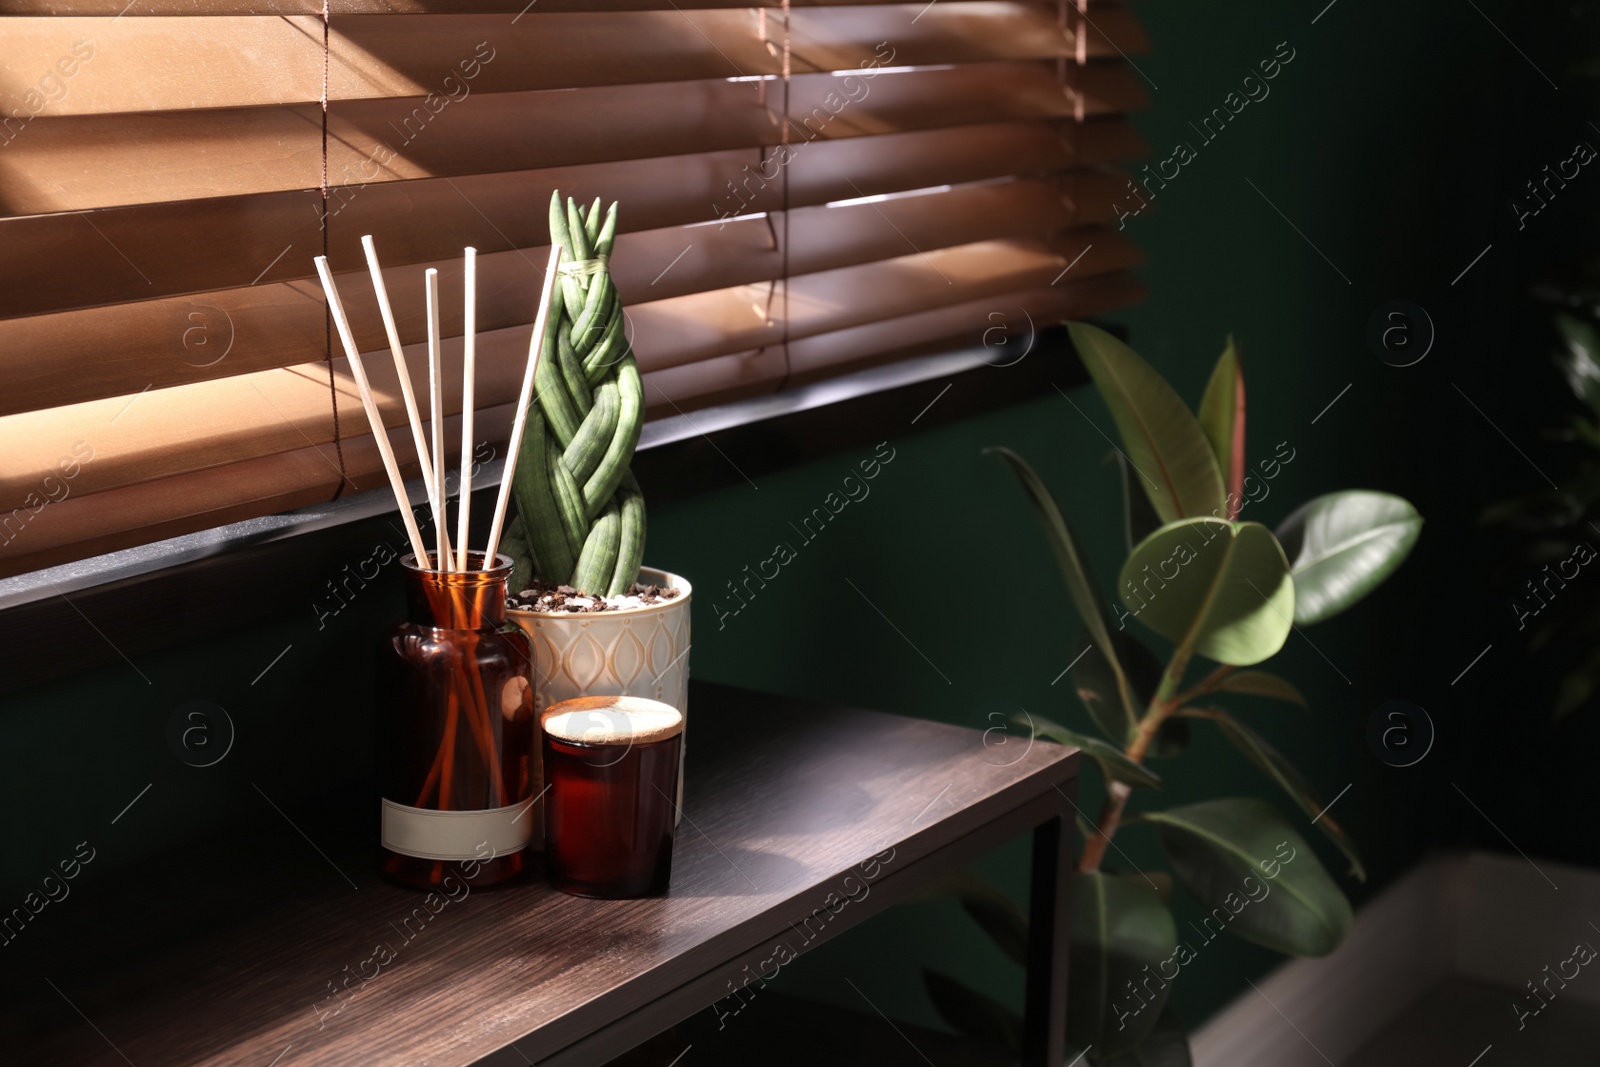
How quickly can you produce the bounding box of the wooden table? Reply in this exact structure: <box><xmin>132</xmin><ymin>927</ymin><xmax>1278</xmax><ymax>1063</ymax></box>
<box><xmin>5</xmin><ymin>682</ymin><xmax>1079</xmax><ymax>1066</ymax></box>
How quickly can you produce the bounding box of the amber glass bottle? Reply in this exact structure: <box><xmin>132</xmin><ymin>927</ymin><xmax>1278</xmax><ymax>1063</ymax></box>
<box><xmin>377</xmin><ymin>552</ymin><xmax>535</xmax><ymax>889</ymax></box>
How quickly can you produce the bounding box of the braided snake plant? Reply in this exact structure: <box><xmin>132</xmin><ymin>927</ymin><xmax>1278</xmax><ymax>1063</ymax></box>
<box><xmin>505</xmin><ymin>192</ymin><xmax>646</xmax><ymax>596</ymax></box>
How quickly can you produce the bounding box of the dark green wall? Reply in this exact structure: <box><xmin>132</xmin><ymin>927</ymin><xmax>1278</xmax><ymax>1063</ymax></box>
<box><xmin>6</xmin><ymin>0</ymin><xmax>1598</xmax><ymax>1047</ymax></box>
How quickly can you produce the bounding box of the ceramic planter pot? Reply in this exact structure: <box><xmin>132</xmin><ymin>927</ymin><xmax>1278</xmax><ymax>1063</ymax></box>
<box><xmin>507</xmin><ymin>567</ymin><xmax>691</xmax><ymax>846</ymax></box>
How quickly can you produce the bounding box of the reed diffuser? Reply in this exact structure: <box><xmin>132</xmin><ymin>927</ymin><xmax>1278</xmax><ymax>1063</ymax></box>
<box><xmin>314</xmin><ymin>239</ymin><xmax>563</xmax><ymax>888</ymax></box>
<box><xmin>376</xmin><ymin>550</ymin><xmax>531</xmax><ymax>887</ymax></box>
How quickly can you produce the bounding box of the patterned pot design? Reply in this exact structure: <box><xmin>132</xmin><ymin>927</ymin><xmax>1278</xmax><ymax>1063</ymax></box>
<box><xmin>507</xmin><ymin>567</ymin><xmax>691</xmax><ymax>846</ymax></box>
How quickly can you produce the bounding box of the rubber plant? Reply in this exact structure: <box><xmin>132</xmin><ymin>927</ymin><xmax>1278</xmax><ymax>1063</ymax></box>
<box><xmin>503</xmin><ymin>191</ymin><xmax>647</xmax><ymax>596</ymax></box>
<box><xmin>1479</xmin><ymin>14</ymin><xmax>1600</xmax><ymax>719</ymax></box>
<box><xmin>924</xmin><ymin>323</ymin><xmax>1423</xmax><ymax>1065</ymax></box>
<box><xmin>1482</xmin><ymin>258</ymin><xmax>1600</xmax><ymax>719</ymax></box>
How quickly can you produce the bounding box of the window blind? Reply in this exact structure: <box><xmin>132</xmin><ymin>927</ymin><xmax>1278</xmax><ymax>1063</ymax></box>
<box><xmin>0</xmin><ymin>1</ymin><xmax>1149</xmax><ymax>577</ymax></box>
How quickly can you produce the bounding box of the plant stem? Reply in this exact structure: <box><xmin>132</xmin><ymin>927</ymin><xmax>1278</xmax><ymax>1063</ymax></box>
<box><xmin>1078</xmin><ymin>646</ymin><xmax>1194</xmax><ymax>873</ymax></box>
<box><xmin>1170</xmin><ymin>663</ymin><xmax>1236</xmax><ymax>709</ymax></box>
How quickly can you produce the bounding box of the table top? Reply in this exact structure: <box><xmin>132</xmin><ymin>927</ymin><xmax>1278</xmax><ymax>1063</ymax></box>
<box><xmin>5</xmin><ymin>681</ymin><xmax>1078</xmax><ymax>1066</ymax></box>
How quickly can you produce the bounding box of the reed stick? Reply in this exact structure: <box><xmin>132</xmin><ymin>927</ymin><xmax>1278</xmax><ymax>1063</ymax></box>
<box><xmin>410</xmin><ymin>585</ymin><xmax>506</xmax><ymax>809</ymax></box>
<box><xmin>456</xmin><ymin>632</ymin><xmax>507</xmax><ymax>807</ymax></box>
<box><xmin>438</xmin><ymin>689</ymin><xmax>459</xmax><ymax>811</ymax></box>
<box><xmin>457</xmin><ymin>247</ymin><xmax>477</xmax><ymax>571</ymax></box>
<box><xmin>425</xmin><ymin>268</ymin><xmax>452</xmax><ymax>572</ymax></box>
<box><xmin>483</xmin><ymin>243</ymin><xmax>564</xmax><ymax>565</ymax></box>
<box><xmin>313</xmin><ymin>256</ymin><xmax>429</xmax><ymax>563</ymax></box>
<box><xmin>360</xmin><ymin>235</ymin><xmax>437</xmax><ymax>504</ymax></box>
<box><xmin>415</xmin><ymin>730</ymin><xmax>446</xmax><ymax>807</ymax></box>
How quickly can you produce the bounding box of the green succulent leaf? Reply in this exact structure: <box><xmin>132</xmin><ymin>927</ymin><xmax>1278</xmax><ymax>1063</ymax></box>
<box><xmin>1119</xmin><ymin>518</ymin><xmax>1295</xmax><ymax>666</ymax></box>
<box><xmin>1197</xmin><ymin>337</ymin><xmax>1246</xmax><ymax>520</ymax></box>
<box><xmin>1145</xmin><ymin>798</ymin><xmax>1353</xmax><ymax>957</ymax></box>
<box><xmin>1071</xmin><ymin>625</ymin><xmax>1163</xmax><ymax>744</ymax></box>
<box><xmin>1217</xmin><ymin>670</ymin><xmax>1309</xmax><ymax>709</ymax></box>
<box><xmin>1276</xmin><ymin>491</ymin><xmax>1422</xmax><ymax>625</ymax></box>
<box><xmin>1178</xmin><ymin>708</ymin><xmax>1364</xmax><ymax>880</ymax></box>
<box><xmin>1025</xmin><ymin>714</ymin><xmax>1162</xmax><ymax>789</ymax></box>
<box><xmin>1069</xmin><ymin>322</ymin><xmax>1227</xmax><ymax>525</ymax></box>
<box><xmin>987</xmin><ymin>446</ymin><xmax>1138</xmax><ymax>733</ymax></box>
<box><xmin>1069</xmin><ymin>872</ymin><xmax>1178</xmax><ymax>1057</ymax></box>
<box><xmin>1098</xmin><ymin>1010</ymin><xmax>1192</xmax><ymax>1067</ymax></box>
<box><xmin>922</xmin><ymin>969</ymin><xmax>1023</xmax><ymax>1054</ymax></box>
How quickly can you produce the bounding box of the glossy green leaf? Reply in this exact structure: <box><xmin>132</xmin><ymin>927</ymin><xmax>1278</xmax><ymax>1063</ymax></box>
<box><xmin>1555</xmin><ymin>644</ymin><xmax>1600</xmax><ymax>720</ymax></box>
<box><xmin>1117</xmin><ymin>449</ymin><xmax>1163</xmax><ymax>554</ymax></box>
<box><xmin>1099</xmin><ymin>1010</ymin><xmax>1192</xmax><ymax>1067</ymax></box>
<box><xmin>953</xmin><ymin>877</ymin><xmax>1030</xmax><ymax>968</ymax></box>
<box><xmin>1145</xmin><ymin>798</ymin><xmax>1353</xmax><ymax>957</ymax></box>
<box><xmin>1069</xmin><ymin>872</ymin><xmax>1177</xmax><ymax>1057</ymax></box>
<box><xmin>1197</xmin><ymin>337</ymin><xmax>1246</xmax><ymax>520</ymax></box>
<box><xmin>1071</xmin><ymin>625</ymin><xmax>1162</xmax><ymax>744</ymax></box>
<box><xmin>1480</xmin><ymin>466</ymin><xmax>1600</xmax><ymax>532</ymax></box>
<box><xmin>1115</xmin><ymin>870</ymin><xmax>1175</xmax><ymax>905</ymax></box>
<box><xmin>1118</xmin><ymin>519</ymin><xmax>1294</xmax><ymax>666</ymax></box>
<box><xmin>1554</xmin><ymin>312</ymin><xmax>1600</xmax><ymax>418</ymax></box>
<box><xmin>1179</xmin><ymin>708</ymin><xmax>1364</xmax><ymax>880</ymax></box>
<box><xmin>1217</xmin><ymin>670</ymin><xmax>1308</xmax><ymax>709</ymax></box>
<box><xmin>1026</xmin><ymin>714</ymin><xmax>1162</xmax><ymax>789</ymax></box>
<box><xmin>1069</xmin><ymin>322</ymin><xmax>1227</xmax><ymax>525</ymax></box>
<box><xmin>923</xmin><ymin>969</ymin><xmax>1023</xmax><ymax>1054</ymax></box>
<box><xmin>1572</xmin><ymin>414</ymin><xmax>1600</xmax><ymax>449</ymax></box>
<box><xmin>1276</xmin><ymin>491</ymin><xmax>1422</xmax><ymax>625</ymax></box>
<box><xmin>987</xmin><ymin>446</ymin><xmax>1137</xmax><ymax>732</ymax></box>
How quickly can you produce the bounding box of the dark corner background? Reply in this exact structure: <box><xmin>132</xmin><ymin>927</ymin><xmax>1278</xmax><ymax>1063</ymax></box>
<box><xmin>4</xmin><ymin>0</ymin><xmax>1599</xmax><ymax>1041</ymax></box>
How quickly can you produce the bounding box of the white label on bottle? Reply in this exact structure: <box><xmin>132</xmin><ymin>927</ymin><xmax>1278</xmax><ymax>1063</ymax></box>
<box><xmin>381</xmin><ymin>798</ymin><xmax>533</xmax><ymax>861</ymax></box>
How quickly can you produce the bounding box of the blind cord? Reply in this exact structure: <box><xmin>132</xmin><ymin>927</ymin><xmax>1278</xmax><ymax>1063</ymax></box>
<box><xmin>321</xmin><ymin>2</ymin><xmax>349</xmax><ymax>499</ymax></box>
<box><xmin>775</xmin><ymin>0</ymin><xmax>793</xmax><ymax>392</ymax></box>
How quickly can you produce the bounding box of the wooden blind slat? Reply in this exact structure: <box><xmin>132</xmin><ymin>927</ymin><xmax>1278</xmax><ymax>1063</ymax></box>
<box><xmin>0</xmin><ymin>190</ymin><xmax>325</xmax><ymax>321</ymax></box>
<box><xmin>0</xmin><ymin>232</ymin><xmax>1138</xmax><ymax>508</ymax></box>
<box><xmin>8</xmin><ymin>7</ymin><xmax>1111</xmax><ymax>116</ymax></box>
<box><xmin>782</xmin><ymin>272</ymin><xmax>1145</xmax><ymax>384</ymax></box>
<box><xmin>3</xmin><ymin>118</ymin><xmax>1146</xmax><ymax>319</ymax></box>
<box><xmin>0</xmin><ymin>270</ymin><xmax>1140</xmax><ymax>577</ymax></box>
<box><xmin>631</xmin><ymin>231</ymin><xmax>1140</xmax><ymax>371</ymax></box>
<box><xmin>323</xmin><ymin>63</ymin><xmax>1122</xmax><ymax>183</ymax></box>
<box><xmin>2</xmin><ymin>183</ymin><xmax>1113</xmax><ymax>413</ymax></box>
<box><xmin>0</xmin><ymin>1</ymin><xmax>1150</xmax><ymax>574</ymax></box>
<box><xmin>639</xmin><ymin>347</ymin><xmax>793</xmax><ymax>417</ymax></box>
<box><xmin>0</xmin><ymin>104</ymin><xmax>323</xmax><ymax>215</ymax></box>
<box><xmin>1</xmin><ymin>18</ymin><xmax>324</xmax><ymax>116</ymax></box>
<box><xmin>0</xmin><ymin>62</ymin><xmax>1140</xmax><ymax>213</ymax></box>
<box><xmin>6</xmin><ymin>0</ymin><xmax>1135</xmax><ymax>18</ymax></box>
<box><xmin>643</xmin><ymin>271</ymin><xmax>1145</xmax><ymax>411</ymax></box>
<box><xmin>0</xmin><ymin>408</ymin><xmax>497</xmax><ymax>578</ymax></box>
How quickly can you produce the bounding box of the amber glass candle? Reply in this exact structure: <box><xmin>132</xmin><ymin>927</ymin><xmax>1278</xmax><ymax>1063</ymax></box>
<box><xmin>377</xmin><ymin>552</ymin><xmax>536</xmax><ymax>889</ymax></box>
<box><xmin>542</xmin><ymin>696</ymin><xmax>683</xmax><ymax>899</ymax></box>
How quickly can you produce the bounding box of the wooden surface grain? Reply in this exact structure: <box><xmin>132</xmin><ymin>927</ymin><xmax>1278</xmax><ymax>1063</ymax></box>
<box><xmin>2</xmin><ymin>682</ymin><xmax>1077</xmax><ymax>1066</ymax></box>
